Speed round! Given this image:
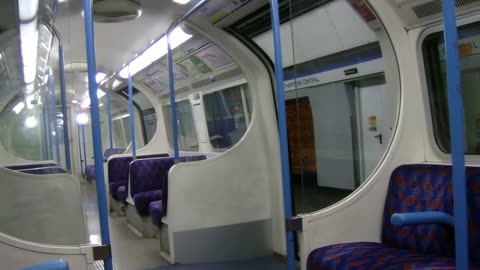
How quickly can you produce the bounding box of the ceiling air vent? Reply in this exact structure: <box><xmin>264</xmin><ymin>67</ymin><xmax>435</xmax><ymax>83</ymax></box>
<box><xmin>93</xmin><ymin>0</ymin><xmax>142</xmax><ymax>23</ymax></box>
<box><xmin>412</xmin><ymin>0</ymin><xmax>480</xmax><ymax>19</ymax></box>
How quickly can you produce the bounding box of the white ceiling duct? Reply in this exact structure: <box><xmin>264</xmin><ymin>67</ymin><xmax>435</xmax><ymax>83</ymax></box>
<box><xmin>389</xmin><ymin>0</ymin><xmax>480</xmax><ymax>28</ymax></box>
<box><xmin>92</xmin><ymin>0</ymin><xmax>143</xmax><ymax>23</ymax></box>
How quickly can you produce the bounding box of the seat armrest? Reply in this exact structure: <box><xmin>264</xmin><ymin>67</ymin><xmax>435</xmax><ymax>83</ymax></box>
<box><xmin>391</xmin><ymin>211</ymin><xmax>454</xmax><ymax>227</ymax></box>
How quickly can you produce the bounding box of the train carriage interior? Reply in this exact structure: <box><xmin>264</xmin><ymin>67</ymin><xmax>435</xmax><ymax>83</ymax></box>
<box><xmin>1</xmin><ymin>0</ymin><xmax>480</xmax><ymax>269</ymax></box>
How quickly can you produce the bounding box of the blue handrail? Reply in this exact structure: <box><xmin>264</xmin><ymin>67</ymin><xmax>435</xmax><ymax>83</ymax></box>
<box><xmin>269</xmin><ymin>0</ymin><xmax>295</xmax><ymax>269</ymax></box>
<box><xmin>441</xmin><ymin>1</ymin><xmax>469</xmax><ymax>269</ymax></box>
<box><xmin>77</xmin><ymin>123</ymin><xmax>84</xmax><ymax>176</ymax></box>
<box><xmin>81</xmin><ymin>124</ymin><xmax>87</xmax><ymax>172</ymax></box>
<box><xmin>128</xmin><ymin>68</ymin><xmax>137</xmax><ymax>160</ymax></box>
<box><xmin>81</xmin><ymin>0</ymin><xmax>113</xmax><ymax>268</ymax></box>
<box><xmin>167</xmin><ymin>33</ymin><xmax>179</xmax><ymax>162</ymax></box>
<box><xmin>20</xmin><ymin>259</ymin><xmax>69</xmax><ymax>270</ymax></box>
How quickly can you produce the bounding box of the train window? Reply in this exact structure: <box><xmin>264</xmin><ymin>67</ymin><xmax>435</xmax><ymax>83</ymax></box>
<box><xmin>423</xmin><ymin>23</ymin><xmax>480</xmax><ymax>154</ymax></box>
<box><xmin>164</xmin><ymin>100</ymin><xmax>199</xmax><ymax>151</ymax></box>
<box><xmin>231</xmin><ymin>0</ymin><xmax>400</xmax><ymax>214</ymax></box>
<box><xmin>203</xmin><ymin>84</ymin><xmax>250</xmax><ymax>150</ymax></box>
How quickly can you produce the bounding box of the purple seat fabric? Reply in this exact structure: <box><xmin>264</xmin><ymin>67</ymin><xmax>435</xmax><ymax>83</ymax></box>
<box><xmin>149</xmin><ymin>200</ymin><xmax>164</xmax><ymax>226</ymax></box>
<box><xmin>133</xmin><ymin>190</ymin><xmax>163</xmax><ymax>216</ymax></box>
<box><xmin>109</xmin><ymin>181</ymin><xmax>126</xmax><ymax>201</ymax></box>
<box><xmin>85</xmin><ymin>165</ymin><xmax>95</xmax><ymax>179</ymax></box>
<box><xmin>107</xmin><ymin>153</ymin><xmax>168</xmax><ymax>201</ymax></box>
<box><xmin>117</xmin><ymin>186</ymin><xmax>128</xmax><ymax>204</ymax></box>
<box><xmin>103</xmin><ymin>148</ymin><xmax>126</xmax><ymax>162</ymax></box>
<box><xmin>307</xmin><ymin>164</ymin><xmax>480</xmax><ymax>270</ymax></box>
<box><xmin>129</xmin><ymin>155</ymin><xmax>206</xmax><ymax>216</ymax></box>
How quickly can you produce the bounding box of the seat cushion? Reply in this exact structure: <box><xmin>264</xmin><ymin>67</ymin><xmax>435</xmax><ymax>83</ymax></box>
<box><xmin>133</xmin><ymin>190</ymin><xmax>163</xmax><ymax>216</ymax></box>
<box><xmin>149</xmin><ymin>200</ymin><xmax>164</xmax><ymax>226</ymax></box>
<box><xmin>307</xmin><ymin>242</ymin><xmax>458</xmax><ymax>270</ymax></box>
<box><xmin>85</xmin><ymin>165</ymin><xmax>95</xmax><ymax>179</ymax></box>
<box><xmin>117</xmin><ymin>186</ymin><xmax>127</xmax><ymax>204</ymax></box>
<box><xmin>109</xmin><ymin>181</ymin><xmax>126</xmax><ymax>201</ymax></box>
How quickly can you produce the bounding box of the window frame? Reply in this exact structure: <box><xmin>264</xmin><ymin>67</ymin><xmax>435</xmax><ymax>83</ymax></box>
<box><xmin>419</xmin><ymin>14</ymin><xmax>480</xmax><ymax>161</ymax></box>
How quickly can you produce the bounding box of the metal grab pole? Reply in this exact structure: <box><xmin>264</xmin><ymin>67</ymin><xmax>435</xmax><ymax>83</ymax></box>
<box><xmin>44</xmin><ymin>89</ymin><xmax>54</xmax><ymax>160</ymax></box>
<box><xmin>77</xmin><ymin>123</ymin><xmax>84</xmax><ymax>177</ymax></box>
<box><xmin>106</xmin><ymin>84</ymin><xmax>114</xmax><ymax>150</ymax></box>
<box><xmin>167</xmin><ymin>33</ymin><xmax>179</xmax><ymax>162</ymax></box>
<box><xmin>82</xmin><ymin>0</ymin><xmax>113</xmax><ymax>268</ymax></box>
<box><xmin>269</xmin><ymin>1</ymin><xmax>295</xmax><ymax>269</ymax></box>
<box><xmin>59</xmin><ymin>45</ymin><xmax>72</xmax><ymax>172</ymax></box>
<box><xmin>81</xmin><ymin>124</ymin><xmax>87</xmax><ymax>172</ymax></box>
<box><xmin>50</xmin><ymin>75</ymin><xmax>61</xmax><ymax>164</ymax></box>
<box><xmin>128</xmin><ymin>68</ymin><xmax>137</xmax><ymax>160</ymax></box>
<box><xmin>441</xmin><ymin>1</ymin><xmax>468</xmax><ymax>269</ymax></box>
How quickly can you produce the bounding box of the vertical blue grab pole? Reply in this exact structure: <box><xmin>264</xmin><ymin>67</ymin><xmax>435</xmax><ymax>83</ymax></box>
<box><xmin>50</xmin><ymin>75</ymin><xmax>61</xmax><ymax>164</ymax></box>
<box><xmin>106</xmin><ymin>86</ymin><xmax>114</xmax><ymax>150</ymax></box>
<box><xmin>81</xmin><ymin>124</ymin><xmax>88</xmax><ymax>173</ymax></box>
<box><xmin>167</xmin><ymin>32</ymin><xmax>179</xmax><ymax>162</ymax></box>
<box><xmin>82</xmin><ymin>0</ymin><xmax>113</xmax><ymax>268</ymax></box>
<box><xmin>128</xmin><ymin>68</ymin><xmax>137</xmax><ymax>160</ymax></box>
<box><xmin>269</xmin><ymin>1</ymin><xmax>295</xmax><ymax>269</ymax></box>
<box><xmin>78</xmin><ymin>123</ymin><xmax>84</xmax><ymax>177</ymax></box>
<box><xmin>441</xmin><ymin>1</ymin><xmax>469</xmax><ymax>269</ymax></box>
<box><xmin>59</xmin><ymin>45</ymin><xmax>72</xmax><ymax>172</ymax></box>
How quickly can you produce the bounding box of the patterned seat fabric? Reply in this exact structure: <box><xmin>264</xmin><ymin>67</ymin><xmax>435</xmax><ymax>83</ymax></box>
<box><xmin>129</xmin><ymin>155</ymin><xmax>207</xmax><ymax>216</ymax></box>
<box><xmin>133</xmin><ymin>190</ymin><xmax>163</xmax><ymax>216</ymax></box>
<box><xmin>307</xmin><ymin>164</ymin><xmax>480</xmax><ymax>270</ymax></box>
<box><xmin>85</xmin><ymin>165</ymin><xmax>95</xmax><ymax>179</ymax></box>
<box><xmin>109</xmin><ymin>181</ymin><xmax>126</xmax><ymax>201</ymax></box>
<box><xmin>117</xmin><ymin>186</ymin><xmax>128</xmax><ymax>204</ymax></box>
<box><xmin>149</xmin><ymin>200</ymin><xmax>164</xmax><ymax>226</ymax></box>
<box><xmin>103</xmin><ymin>148</ymin><xmax>126</xmax><ymax>162</ymax></box>
<box><xmin>107</xmin><ymin>153</ymin><xmax>169</xmax><ymax>184</ymax></box>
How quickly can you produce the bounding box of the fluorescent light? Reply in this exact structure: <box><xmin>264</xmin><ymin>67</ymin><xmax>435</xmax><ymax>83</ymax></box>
<box><xmin>76</xmin><ymin>113</ymin><xmax>89</xmax><ymax>125</ymax></box>
<box><xmin>119</xmin><ymin>27</ymin><xmax>192</xmax><ymax>78</ymax></box>
<box><xmin>20</xmin><ymin>22</ymin><xmax>38</xmax><ymax>84</ymax></box>
<box><xmin>97</xmin><ymin>89</ymin><xmax>106</xmax><ymax>99</ymax></box>
<box><xmin>18</xmin><ymin>0</ymin><xmax>39</xmax><ymax>22</ymax></box>
<box><xmin>112</xmin><ymin>79</ymin><xmax>122</xmax><ymax>89</ymax></box>
<box><xmin>173</xmin><ymin>0</ymin><xmax>191</xmax><ymax>4</ymax></box>
<box><xmin>99</xmin><ymin>103</ymin><xmax>104</xmax><ymax>107</ymax></box>
<box><xmin>96</xmin><ymin>72</ymin><xmax>107</xmax><ymax>83</ymax></box>
<box><xmin>12</xmin><ymin>102</ymin><xmax>25</xmax><ymax>114</ymax></box>
<box><xmin>25</xmin><ymin>116</ymin><xmax>37</xmax><ymax>128</ymax></box>
<box><xmin>71</xmin><ymin>100</ymin><xmax>78</xmax><ymax>104</ymax></box>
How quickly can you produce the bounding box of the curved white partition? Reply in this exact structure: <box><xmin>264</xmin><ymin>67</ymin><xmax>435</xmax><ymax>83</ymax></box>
<box><xmin>0</xmin><ymin>167</ymin><xmax>86</xmax><ymax>246</ymax></box>
<box><xmin>164</xmin><ymin>21</ymin><xmax>284</xmax><ymax>263</ymax></box>
<box><xmin>0</xmin><ymin>233</ymin><xmax>93</xmax><ymax>270</ymax></box>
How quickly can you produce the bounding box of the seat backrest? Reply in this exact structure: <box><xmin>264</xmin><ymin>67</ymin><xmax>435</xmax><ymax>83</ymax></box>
<box><xmin>382</xmin><ymin>164</ymin><xmax>480</xmax><ymax>264</ymax></box>
<box><xmin>161</xmin><ymin>155</ymin><xmax>207</xmax><ymax>216</ymax></box>
<box><xmin>103</xmin><ymin>148</ymin><xmax>126</xmax><ymax>162</ymax></box>
<box><xmin>107</xmin><ymin>153</ymin><xmax>168</xmax><ymax>183</ymax></box>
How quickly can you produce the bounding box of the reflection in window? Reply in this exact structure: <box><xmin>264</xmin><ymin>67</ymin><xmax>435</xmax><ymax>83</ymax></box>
<box><xmin>232</xmin><ymin>0</ymin><xmax>399</xmax><ymax>214</ymax></box>
<box><xmin>424</xmin><ymin>22</ymin><xmax>480</xmax><ymax>154</ymax></box>
<box><xmin>0</xmin><ymin>97</ymin><xmax>44</xmax><ymax>160</ymax></box>
<box><xmin>203</xmin><ymin>85</ymin><xmax>250</xmax><ymax>149</ymax></box>
<box><xmin>164</xmin><ymin>100</ymin><xmax>199</xmax><ymax>151</ymax></box>
<box><xmin>112</xmin><ymin>114</ymin><xmax>130</xmax><ymax>148</ymax></box>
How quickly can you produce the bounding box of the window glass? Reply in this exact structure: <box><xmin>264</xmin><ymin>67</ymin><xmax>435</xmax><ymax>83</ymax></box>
<box><xmin>203</xmin><ymin>85</ymin><xmax>249</xmax><ymax>149</ymax></box>
<box><xmin>424</xmin><ymin>23</ymin><xmax>480</xmax><ymax>154</ymax></box>
<box><xmin>231</xmin><ymin>0</ymin><xmax>400</xmax><ymax>214</ymax></box>
<box><xmin>164</xmin><ymin>100</ymin><xmax>199</xmax><ymax>151</ymax></box>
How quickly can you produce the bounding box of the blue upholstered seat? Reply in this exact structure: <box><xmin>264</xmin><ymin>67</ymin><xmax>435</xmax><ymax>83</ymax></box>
<box><xmin>307</xmin><ymin>164</ymin><xmax>480</xmax><ymax>269</ymax></box>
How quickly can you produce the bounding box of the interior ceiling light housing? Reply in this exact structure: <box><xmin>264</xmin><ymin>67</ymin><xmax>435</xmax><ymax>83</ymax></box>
<box><xmin>92</xmin><ymin>0</ymin><xmax>143</xmax><ymax>23</ymax></box>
